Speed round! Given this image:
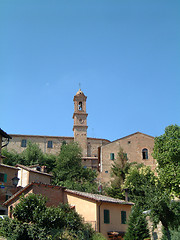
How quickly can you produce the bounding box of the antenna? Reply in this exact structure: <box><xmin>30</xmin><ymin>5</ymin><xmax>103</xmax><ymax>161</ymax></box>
<box><xmin>79</xmin><ymin>82</ymin><xmax>81</xmax><ymax>90</ymax></box>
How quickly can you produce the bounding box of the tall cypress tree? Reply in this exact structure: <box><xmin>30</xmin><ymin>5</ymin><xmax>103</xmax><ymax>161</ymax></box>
<box><xmin>124</xmin><ymin>205</ymin><xmax>150</xmax><ymax>240</ymax></box>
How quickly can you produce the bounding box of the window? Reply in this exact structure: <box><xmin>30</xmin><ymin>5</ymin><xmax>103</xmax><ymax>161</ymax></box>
<box><xmin>105</xmin><ymin>170</ymin><xmax>108</xmax><ymax>173</ymax></box>
<box><xmin>110</xmin><ymin>153</ymin><xmax>114</xmax><ymax>160</ymax></box>
<box><xmin>142</xmin><ymin>148</ymin><xmax>148</xmax><ymax>159</ymax></box>
<box><xmin>5</xmin><ymin>195</ymin><xmax>10</xmax><ymax>201</ymax></box>
<box><xmin>21</xmin><ymin>139</ymin><xmax>27</xmax><ymax>148</ymax></box>
<box><xmin>0</xmin><ymin>173</ymin><xmax>7</xmax><ymax>182</ymax></box>
<box><xmin>128</xmin><ymin>141</ymin><xmax>131</xmax><ymax>144</ymax></box>
<box><xmin>78</xmin><ymin>102</ymin><xmax>82</xmax><ymax>111</ymax></box>
<box><xmin>47</xmin><ymin>140</ymin><xmax>53</xmax><ymax>148</ymax></box>
<box><xmin>123</xmin><ymin>153</ymin><xmax>127</xmax><ymax>159</ymax></box>
<box><xmin>104</xmin><ymin>209</ymin><xmax>110</xmax><ymax>224</ymax></box>
<box><xmin>121</xmin><ymin>211</ymin><xmax>126</xmax><ymax>224</ymax></box>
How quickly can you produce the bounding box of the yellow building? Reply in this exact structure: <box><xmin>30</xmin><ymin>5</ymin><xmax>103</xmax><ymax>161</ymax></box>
<box><xmin>4</xmin><ymin>182</ymin><xmax>133</xmax><ymax>239</ymax></box>
<box><xmin>65</xmin><ymin>189</ymin><xmax>133</xmax><ymax>239</ymax></box>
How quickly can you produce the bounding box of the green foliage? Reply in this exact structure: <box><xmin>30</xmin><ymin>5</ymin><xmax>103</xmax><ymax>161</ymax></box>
<box><xmin>124</xmin><ymin>165</ymin><xmax>157</xmax><ymax>208</ymax></box>
<box><xmin>53</xmin><ymin>142</ymin><xmax>98</xmax><ymax>193</ymax></box>
<box><xmin>105</xmin><ymin>147</ymin><xmax>143</xmax><ymax>199</ymax></box>
<box><xmin>162</xmin><ymin>226</ymin><xmax>180</xmax><ymax>240</ymax></box>
<box><xmin>13</xmin><ymin>194</ymin><xmax>47</xmax><ymax>223</ymax></box>
<box><xmin>152</xmin><ymin>124</ymin><xmax>180</xmax><ymax>196</ymax></box>
<box><xmin>105</xmin><ymin>147</ymin><xmax>133</xmax><ymax>199</ymax></box>
<box><xmin>2</xmin><ymin>148</ymin><xmax>24</xmax><ymax>166</ymax></box>
<box><xmin>0</xmin><ymin>193</ymin><xmax>94</xmax><ymax>240</ymax></box>
<box><xmin>124</xmin><ymin>205</ymin><xmax>150</xmax><ymax>240</ymax></box>
<box><xmin>92</xmin><ymin>232</ymin><xmax>107</xmax><ymax>240</ymax></box>
<box><xmin>2</xmin><ymin>142</ymin><xmax>56</xmax><ymax>172</ymax></box>
<box><xmin>124</xmin><ymin>163</ymin><xmax>180</xmax><ymax>239</ymax></box>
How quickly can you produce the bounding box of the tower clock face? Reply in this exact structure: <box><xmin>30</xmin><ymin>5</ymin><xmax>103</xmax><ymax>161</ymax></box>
<box><xmin>79</xmin><ymin>119</ymin><xmax>84</xmax><ymax>124</ymax></box>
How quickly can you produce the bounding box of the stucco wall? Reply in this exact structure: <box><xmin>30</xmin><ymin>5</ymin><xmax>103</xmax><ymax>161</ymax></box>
<box><xmin>64</xmin><ymin>192</ymin><xmax>97</xmax><ymax>228</ymax></box>
<box><xmin>99</xmin><ymin>133</ymin><xmax>155</xmax><ymax>183</ymax></box>
<box><xmin>99</xmin><ymin>202</ymin><xmax>132</xmax><ymax>239</ymax></box>
<box><xmin>17</xmin><ymin>168</ymin><xmax>29</xmax><ymax>187</ymax></box>
<box><xmin>29</xmin><ymin>172</ymin><xmax>51</xmax><ymax>185</ymax></box>
<box><xmin>0</xmin><ymin>165</ymin><xmax>19</xmax><ymax>214</ymax></box>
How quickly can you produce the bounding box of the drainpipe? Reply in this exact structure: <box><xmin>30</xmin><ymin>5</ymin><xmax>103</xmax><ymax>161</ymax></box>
<box><xmin>98</xmin><ymin>201</ymin><xmax>103</xmax><ymax>233</ymax></box>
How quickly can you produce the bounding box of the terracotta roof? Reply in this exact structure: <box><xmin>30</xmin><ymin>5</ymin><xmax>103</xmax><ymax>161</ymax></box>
<box><xmin>0</xmin><ymin>128</ymin><xmax>12</xmax><ymax>139</ymax></box>
<box><xmin>9</xmin><ymin>134</ymin><xmax>74</xmax><ymax>139</ymax></box>
<box><xmin>16</xmin><ymin>164</ymin><xmax>53</xmax><ymax>177</ymax></box>
<box><xmin>4</xmin><ymin>182</ymin><xmax>66</xmax><ymax>206</ymax></box>
<box><xmin>0</xmin><ymin>163</ymin><xmax>19</xmax><ymax>170</ymax></box>
<box><xmin>65</xmin><ymin>189</ymin><xmax>134</xmax><ymax>205</ymax></box>
<box><xmin>8</xmin><ymin>134</ymin><xmax>110</xmax><ymax>143</ymax></box>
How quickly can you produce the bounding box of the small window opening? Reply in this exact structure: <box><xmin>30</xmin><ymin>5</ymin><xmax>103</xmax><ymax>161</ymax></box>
<box><xmin>128</xmin><ymin>141</ymin><xmax>131</xmax><ymax>144</ymax></box>
<box><xmin>142</xmin><ymin>148</ymin><xmax>148</xmax><ymax>159</ymax></box>
<box><xmin>21</xmin><ymin>139</ymin><xmax>27</xmax><ymax>148</ymax></box>
<box><xmin>78</xmin><ymin>102</ymin><xmax>82</xmax><ymax>111</ymax></box>
<box><xmin>47</xmin><ymin>141</ymin><xmax>53</xmax><ymax>148</ymax></box>
<box><xmin>104</xmin><ymin>209</ymin><xmax>110</xmax><ymax>224</ymax></box>
<box><xmin>110</xmin><ymin>153</ymin><xmax>114</xmax><ymax>160</ymax></box>
<box><xmin>121</xmin><ymin>211</ymin><xmax>126</xmax><ymax>224</ymax></box>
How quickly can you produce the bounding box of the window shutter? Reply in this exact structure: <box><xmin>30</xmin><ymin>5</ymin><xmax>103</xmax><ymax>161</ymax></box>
<box><xmin>5</xmin><ymin>195</ymin><xmax>9</xmax><ymax>201</ymax></box>
<box><xmin>4</xmin><ymin>174</ymin><xmax>7</xmax><ymax>183</ymax></box>
<box><xmin>121</xmin><ymin>211</ymin><xmax>126</xmax><ymax>224</ymax></box>
<box><xmin>110</xmin><ymin>153</ymin><xmax>114</xmax><ymax>160</ymax></box>
<box><xmin>104</xmin><ymin>209</ymin><xmax>110</xmax><ymax>224</ymax></box>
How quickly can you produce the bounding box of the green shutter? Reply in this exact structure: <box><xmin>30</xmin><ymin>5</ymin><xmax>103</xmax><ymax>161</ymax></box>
<box><xmin>121</xmin><ymin>211</ymin><xmax>126</xmax><ymax>224</ymax></box>
<box><xmin>104</xmin><ymin>209</ymin><xmax>110</xmax><ymax>224</ymax></box>
<box><xmin>4</xmin><ymin>174</ymin><xmax>7</xmax><ymax>183</ymax></box>
<box><xmin>5</xmin><ymin>195</ymin><xmax>9</xmax><ymax>201</ymax></box>
<box><xmin>110</xmin><ymin>153</ymin><xmax>114</xmax><ymax>160</ymax></box>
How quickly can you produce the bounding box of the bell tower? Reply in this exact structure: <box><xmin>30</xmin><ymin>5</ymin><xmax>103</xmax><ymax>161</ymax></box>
<box><xmin>73</xmin><ymin>89</ymin><xmax>88</xmax><ymax>156</ymax></box>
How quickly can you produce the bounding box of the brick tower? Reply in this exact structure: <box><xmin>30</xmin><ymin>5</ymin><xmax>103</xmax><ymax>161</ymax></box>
<box><xmin>73</xmin><ymin>89</ymin><xmax>88</xmax><ymax>156</ymax></box>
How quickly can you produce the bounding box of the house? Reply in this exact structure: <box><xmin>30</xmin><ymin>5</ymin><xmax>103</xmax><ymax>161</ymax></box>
<box><xmin>4</xmin><ymin>182</ymin><xmax>133</xmax><ymax>240</ymax></box>
<box><xmin>99</xmin><ymin>132</ymin><xmax>155</xmax><ymax>183</ymax></box>
<box><xmin>0</xmin><ymin>128</ymin><xmax>12</xmax><ymax>163</ymax></box>
<box><xmin>64</xmin><ymin>189</ymin><xmax>133</xmax><ymax>239</ymax></box>
<box><xmin>0</xmin><ymin>163</ymin><xmax>20</xmax><ymax>215</ymax></box>
<box><xmin>16</xmin><ymin>164</ymin><xmax>52</xmax><ymax>187</ymax></box>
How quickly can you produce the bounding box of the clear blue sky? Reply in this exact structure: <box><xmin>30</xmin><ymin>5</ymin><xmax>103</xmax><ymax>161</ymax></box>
<box><xmin>1</xmin><ymin>0</ymin><xmax>180</xmax><ymax>141</ymax></box>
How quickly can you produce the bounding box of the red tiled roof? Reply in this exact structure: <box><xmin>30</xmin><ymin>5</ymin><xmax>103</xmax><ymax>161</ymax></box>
<box><xmin>4</xmin><ymin>182</ymin><xmax>66</xmax><ymax>206</ymax></box>
<box><xmin>16</xmin><ymin>164</ymin><xmax>53</xmax><ymax>177</ymax></box>
<box><xmin>65</xmin><ymin>189</ymin><xmax>134</xmax><ymax>205</ymax></box>
<box><xmin>0</xmin><ymin>163</ymin><xmax>19</xmax><ymax>170</ymax></box>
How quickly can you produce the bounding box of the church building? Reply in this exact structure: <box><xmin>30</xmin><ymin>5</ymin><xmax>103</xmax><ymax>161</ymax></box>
<box><xmin>5</xmin><ymin>89</ymin><xmax>156</xmax><ymax>183</ymax></box>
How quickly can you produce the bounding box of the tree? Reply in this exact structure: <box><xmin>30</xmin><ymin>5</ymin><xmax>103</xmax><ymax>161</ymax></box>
<box><xmin>124</xmin><ymin>165</ymin><xmax>180</xmax><ymax>240</ymax></box>
<box><xmin>105</xmin><ymin>148</ymin><xmax>135</xmax><ymax>199</ymax></box>
<box><xmin>0</xmin><ymin>193</ymin><xmax>94</xmax><ymax>240</ymax></box>
<box><xmin>53</xmin><ymin>142</ymin><xmax>98</xmax><ymax>193</ymax></box>
<box><xmin>124</xmin><ymin>205</ymin><xmax>150</xmax><ymax>240</ymax></box>
<box><xmin>124</xmin><ymin>165</ymin><xmax>156</xmax><ymax>208</ymax></box>
<box><xmin>152</xmin><ymin>124</ymin><xmax>180</xmax><ymax>197</ymax></box>
<box><xmin>2</xmin><ymin>142</ymin><xmax>56</xmax><ymax>172</ymax></box>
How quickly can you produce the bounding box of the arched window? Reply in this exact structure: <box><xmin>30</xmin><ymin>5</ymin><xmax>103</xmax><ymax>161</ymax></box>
<box><xmin>78</xmin><ymin>102</ymin><xmax>82</xmax><ymax>111</ymax></box>
<box><xmin>142</xmin><ymin>148</ymin><xmax>148</xmax><ymax>159</ymax></box>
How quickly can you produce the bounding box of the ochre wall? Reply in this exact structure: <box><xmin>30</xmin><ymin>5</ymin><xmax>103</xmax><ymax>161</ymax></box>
<box><xmin>99</xmin><ymin>202</ymin><xmax>132</xmax><ymax>239</ymax></box>
<box><xmin>64</xmin><ymin>192</ymin><xmax>97</xmax><ymax>230</ymax></box>
<box><xmin>99</xmin><ymin>133</ymin><xmax>155</xmax><ymax>183</ymax></box>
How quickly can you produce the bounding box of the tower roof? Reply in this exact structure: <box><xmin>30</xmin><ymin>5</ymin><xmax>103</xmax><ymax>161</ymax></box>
<box><xmin>73</xmin><ymin>89</ymin><xmax>87</xmax><ymax>100</ymax></box>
